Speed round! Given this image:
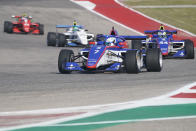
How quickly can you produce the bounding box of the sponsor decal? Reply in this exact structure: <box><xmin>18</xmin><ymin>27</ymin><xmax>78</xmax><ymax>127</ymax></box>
<box><xmin>159</xmin><ymin>41</ymin><xmax>168</xmax><ymax>44</ymax></box>
<box><xmin>94</xmin><ymin>47</ymin><xmax>102</xmax><ymax>54</ymax></box>
<box><xmin>180</xmin><ymin>52</ymin><xmax>184</xmax><ymax>56</ymax></box>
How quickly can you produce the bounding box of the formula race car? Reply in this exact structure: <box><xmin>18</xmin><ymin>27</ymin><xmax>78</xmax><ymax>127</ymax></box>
<box><xmin>4</xmin><ymin>15</ymin><xmax>44</xmax><ymax>35</ymax></box>
<box><xmin>58</xmin><ymin>34</ymin><xmax>163</xmax><ymax>74</ymax></box>
<box><xmin>47</xmin><ymin>23</ymin><xmax>94</xmax><ymax>47</ymax></box>
<box><xmin>139</xmin><ymin>27</ymin><xmax>194</xmax><ymax>59</ymax></box>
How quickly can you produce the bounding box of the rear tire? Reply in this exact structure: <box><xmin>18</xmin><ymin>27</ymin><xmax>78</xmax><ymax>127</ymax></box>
<box><xmin>4</xmin><ymin>21</ymin><xmax>10</xmax><ymax>32</ymax></box>
<box><xmin>184</xmin><ymin>39</ymin><xmax>194</xmax><ymax>59</ymax></box>
<box><xmin>47</xmin><ymin>32</ymin><xmax>56</xmax><ymax>46</ymax></box>
<box><xmin>125</xmin><ymin>50</ymin><xmax>141</xmax><ymax>74</ymax></box>
<box><xmin>58</xmin><ymin>49</ymin><xmax>74</xmax><ymax>74</ymax></box>
<box><xmin>7</xmin><ymin>22</ymin><xmax>13</xmax><ymax>33</ymax></box>
<box><xmin>39</xmin><ymin>24</ymin><xmax>44</xmax><ymax>35</ymax></box>
<box><xmin>146</xmin><ymin>48</ymin><xmax>162</xmax><ymax>72</ymax></box>
<box><xmin>132</xmin><ymin>40</ymin><xmax>142</xmax><ymax>50</ymax></box>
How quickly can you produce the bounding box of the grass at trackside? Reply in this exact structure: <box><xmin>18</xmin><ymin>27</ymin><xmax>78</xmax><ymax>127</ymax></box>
<box><xmin>136</xmin><ymin>8</ymin><xmax>196</xmax><ymax>34</ymax></box>
<box><xmin>124</xmin><ymin>0</ymin><xmax>196</xmax><ymax>6</ymax></box>
<box><xmin>123</xmin><ymin>0</ymin><xmax>196</xmax><ymax>34</ymax></box>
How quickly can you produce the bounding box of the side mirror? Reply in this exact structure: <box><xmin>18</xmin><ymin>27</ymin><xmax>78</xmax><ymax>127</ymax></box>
<box><xmin>11</xmin><ymin>15</ymin><xmax>15</xmax><ymax>18</ymax></box>
<box><xmin>173</xmin><ymin>34</ymin><xmax>176</xmax><ymax>39</ymax></box>
<box><xmin>147</xmin><ymin>34</ymin><xmax>152</xmax><ymax>38</ymax></box>
<box><xmin>89</xmin><ymin>41</ymin><xmax>96</xmax><ymax>45</ymax></box>
<box><xmin>85</xmin><ymin>29</ymin><xmax>88</xmax><ymax>31</ymax></box>
<box><xmin>29</xmin><ymin>16</ymin><xmax>32</xmax><ymax>19</ymax></box>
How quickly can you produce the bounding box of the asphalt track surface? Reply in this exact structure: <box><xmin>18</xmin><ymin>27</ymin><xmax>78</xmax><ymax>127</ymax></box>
<box><xmin>0</xmin><ymin>0</ymin><xmax>196</xmax><ymax>130</ymax></box>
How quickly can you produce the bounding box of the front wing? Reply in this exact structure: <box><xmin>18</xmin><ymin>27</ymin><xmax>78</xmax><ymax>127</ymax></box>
<box><xmin>64</xmin><ymin>62</ymin><xmax>121</xmax><ymax>71</ymax></box>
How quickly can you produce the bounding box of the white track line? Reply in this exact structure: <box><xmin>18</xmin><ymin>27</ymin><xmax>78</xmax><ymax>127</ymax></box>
<box><xmin>131</xmin><ymin>5</ymin><xmax>196</xmax><ymax>8</ymax></box>
<box><xmin>1</xmin><ymin>82</ymin><xmax>196</xmax><ymax>116</ymax></box>
<box><xmin>46</xmin><ymin>115</ymin><xmax>196</xmax><ymax>126</ymax></box>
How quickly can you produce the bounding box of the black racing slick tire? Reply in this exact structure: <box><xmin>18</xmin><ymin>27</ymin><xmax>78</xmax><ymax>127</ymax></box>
<box><xmin>47</xmin><ymin>32</ymin><xmax>56</xmax><ymax>46</ymax></box>
<box><xmin>184</xmin><ymin>39</ymin><xmax>194</xmax><ymax>59</ymax></box>
<box><xmin>146</xmin><ymin>48</ymin><xmax>162</xmax><ymax>72</ymax></box>
<box><xmin>57</xmin><ymin>33</ymin><xmax>66</xmax><ymax>47</ymax></box>
<box><xmin>132</xmin><ymin>40</ymin><xmax>142</xmax><ymax>50</ymax></box>
<box><xmin>7</xmin><ymin>22</ymin><xmax>13</xmax><ymax>33</ymax></box>
<box><xmin>58</xmin><ymin>49</ymin><xmax>74</xmax><ymax>74</ymax></box>
<box><xmin>4</xmin><ymin>21</ymin><xmax>10</xmax><ymax>32</ymax></box>
<box><xmin>39</xmin><ymin>24</ymin><xmax>44</xmax><ymax>35</ymax></box>
<box><xmin>125</xmin><ymin>50</ymin><xmax>141</xmax><ymax>74</ymax></box>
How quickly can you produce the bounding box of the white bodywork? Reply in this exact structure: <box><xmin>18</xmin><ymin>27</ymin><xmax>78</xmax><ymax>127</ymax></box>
<box><xmin>96</xmin><ymin>50</ymin><xmax>124</xmax><ymax>67</ymax></box>
<box><xmin>63</xmin><ymin>27</ymin><xmax>94</xmax><ymax>45</ymax></box>
<box><xmin>143</xmin><ymin>39</ymin><xmax>185</xmax><ymax>54</ymax></box>
<box><xmin>168</xmin><ymin>41</ymin><xmax>184</xmax><ymax>53</ymax></box>
<box><xmin>80</xmin><ymin>49</ymin><xmax>126</xmax><ymax>67</ymax></box>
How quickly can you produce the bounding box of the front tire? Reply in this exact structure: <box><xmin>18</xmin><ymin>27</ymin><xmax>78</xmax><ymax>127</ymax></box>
<box><xmin>146</xmin><ymin>48</ymin><xmax>162</xmax><ymax>72</ymax></box>
<box><xmin>184</xmin><ymin>39</ymin><xmax>194</xmax><ymax>59</ymax></box>
<box><xmin>58</xmin><ymin>49</ymin><xmax>74</xmax><ymax>74</ymax></box>
<box><xmin>125</xmin><ymin>50</ymin><xmax>141</xmax><ymax>74</ymax></box>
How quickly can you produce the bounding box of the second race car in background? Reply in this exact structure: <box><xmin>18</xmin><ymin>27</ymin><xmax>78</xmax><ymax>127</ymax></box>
<box><xmin>47</xmin><ymin>24</ymin><xmax>94</xmax><ymax>47</ymax></box>
<box><xmin>133</xmin><ymin>25</ymin><xmax>195</xmax><ymax>59</ymax></box>
<box><xmin>4</xmin><ymin>15</ymin><xmax>44</xmax><ymax>35</ymax></box>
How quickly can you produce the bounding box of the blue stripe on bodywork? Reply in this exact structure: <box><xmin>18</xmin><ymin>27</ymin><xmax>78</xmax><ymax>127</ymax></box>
<box><xmin>87</xmin><ymin>46</ymin><xmax>106</xmax><ymax>67</ymax></box>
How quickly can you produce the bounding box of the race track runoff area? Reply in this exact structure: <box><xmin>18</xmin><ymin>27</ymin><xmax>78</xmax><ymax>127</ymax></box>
<box><xmin>1</xmin><ymin>83</ymin><xmax>196</xmax><ymax>131</ymax></box>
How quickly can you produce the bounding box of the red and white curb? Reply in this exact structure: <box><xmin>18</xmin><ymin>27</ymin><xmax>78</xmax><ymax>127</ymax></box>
<box><xmin>1</xmin><ymin>82</ymin><xmax>196</xmax><ymax>131</ymax></box>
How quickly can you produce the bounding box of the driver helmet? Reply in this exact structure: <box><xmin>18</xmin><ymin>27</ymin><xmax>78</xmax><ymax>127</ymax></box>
<box><xmin>22</xmin><ymin>13</ymin><xmax>27</xmax><ymax>18</ymax></box>
<box><xmin>159</xmin><ymin>24</ymin><xmax>165</xmax><ymax>30</ymax></box>
<box><xmin>105</xmin><ymin>37</ymin><xmax>116</xmax><ymax>46</ymax></box>
<box><xmin>73</xmin><ymin>20</ymin><xmax>79</xmax><ymax>31</ymax></box>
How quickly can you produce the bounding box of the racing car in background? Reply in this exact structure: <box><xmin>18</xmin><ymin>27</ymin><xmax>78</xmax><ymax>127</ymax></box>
<box><xmin>4</xmin><ymin>15</ymin><xmax>44</xmax><ymax>35</ymax></box>
<box><xmin>58</xmin><ymin>34</ymin><xmax>163</xmax><ymax>74</ymax></box>
<box><xmin>47</xmin><ymin>22</ymin><xmax>94</xmax><ymax>47</ymax></box>
<box><xmin>134</xmin><ymin>25</ymin><xmax>194</xmax><ymax>59</ymax></box>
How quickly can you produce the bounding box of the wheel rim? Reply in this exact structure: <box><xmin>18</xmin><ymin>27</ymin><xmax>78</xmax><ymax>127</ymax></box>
<box><xmin>159</xmin><ymin>52</ymin><xmax>163</xmax><ymax>68</ymax></box>
<box><xmin>136</xmin><ymin>51</ymin><xmax>142</xmax><ymax>71</ymax></box>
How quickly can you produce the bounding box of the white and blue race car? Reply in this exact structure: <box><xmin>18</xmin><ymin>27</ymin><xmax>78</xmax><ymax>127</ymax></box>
<box><xmin>47</xmin><ymin>25</ymin><xmax>94</xmax><ymax>47</ymax></box>
<box><xmin>58</xmin><ymin>34</ymin><xmax>163</xmax><ymax>74</ymax></box>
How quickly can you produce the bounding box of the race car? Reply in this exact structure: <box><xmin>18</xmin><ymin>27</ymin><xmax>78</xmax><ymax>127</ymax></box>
<box><xmin>58</xmin><ymin>34</ymin><xmax>163</xmax><ymax>74</ymax></box>
<box><xmin>47</xmin><ymin>22</ymin><xmax>94</xmax><ymax>47</ymax></box>
<box><xmin>4</xmin><ymin>15</ymin><xmax>44</xmax><ymax>35</ymax></box>
<box><xmin>139</xmin><ymin>26</ymin><xmax>194</xmax><ymax>59</ymax></box>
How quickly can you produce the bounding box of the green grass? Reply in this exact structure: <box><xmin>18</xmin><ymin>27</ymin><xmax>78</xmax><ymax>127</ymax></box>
<box><xmin>123</xmin><ymin>0</ymin><xmax>196</xmax><ymax>34</ymax></box>
<box><xmin>124</xmin><ymin>0</ymin><xmax>196</xmax><ymax>6</ymax></box>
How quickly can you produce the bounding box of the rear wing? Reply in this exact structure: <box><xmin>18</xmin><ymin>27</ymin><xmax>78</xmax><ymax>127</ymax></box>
<box><xmin>11</xmin><ymin>15</ymin><xmax>32</xmax><ymax>19</ymax></box>
<box><xmin>96</xmin><ymin>35</ymin><xmax>147</xmax><ymax>41</ymax></box>
<box><xmin>120</xmin><ymin>35</ymin><xmax>147</xmax><ymax>40</ymax></box>
<box><xmin>144</xmin><ymin>30</ymin><xmax>158</xmax><ymax>34</ymax></box>
<box><xmin>11</xmin><ymin>15</ymin><xmax>21</xmax><ymax>18</ymax></box>
<box><xmin>144</xmin><ymin>30</ymin><xmax>177</xmax><ymax>35</ymax></box>
<box><xmin>56</xmin><ymin>25</ymin><xmax>83</xmax><ymax>29</ymax></box>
